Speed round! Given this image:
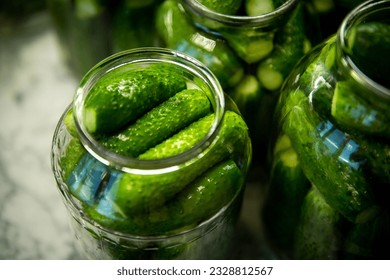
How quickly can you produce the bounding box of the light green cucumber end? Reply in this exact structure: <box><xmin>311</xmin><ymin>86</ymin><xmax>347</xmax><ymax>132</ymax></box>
<box><xmin>84</xmin><ymin>108</ymin><xmax>97</xmax><ymax>134</ymax></box>
<box><xmin>257</xmin><ymin>64</ymin><xmax>284</xmax><ymax>91</ymax></box>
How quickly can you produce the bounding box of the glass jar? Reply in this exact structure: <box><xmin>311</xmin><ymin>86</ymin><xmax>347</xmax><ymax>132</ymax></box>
<box><xmin>262</xmin><ymin>0</ymin><xmax>390</xmax><ymax>259</ymax></box>
<box><xmin>155</xmin><ymin>0</ymin><xmax>312</xmax><ymax>168</ymax></box>
<box><xmin>304</xmin><ymin>0</ymin><xmax>366</xmax><ymax>39</ymax></box>
<box><xmin>51</xmin><ymin>47</ymin><xmax>252</xmax><ymax>259</ymax></box>
<box><xmin>47</xmin><ymin>0</ymin><xmax>163</xmax><ymax>78</ymax></box>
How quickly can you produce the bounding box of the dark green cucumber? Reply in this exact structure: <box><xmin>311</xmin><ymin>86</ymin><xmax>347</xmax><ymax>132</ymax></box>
<box><xmin>353</xmin><ymin>137</ymin><xmax>390</xmax><ymax>197</ymax></box>
<box><xmin>342</xmin><ymin>209</ymin><xmax>390</xmax><ymax>259</ymax></box>
<box><xmin>348</xmin><ymin>21</ymin><xmax>390</xmax><ymax>88</ymax></box>
<box><xmin>257</xmin><ymin>3</ymin><xmax>306</xmax><ymax>91</ymax></box>
<box><xmin>111</xmin><ymin>3</ymin><xmax>160</xmax><ymax>53</ymax></box>
<box><xmin>87</xmin><ymin>159</ymin><xmax>243</xmax><ymax>235</ymax></box>
<box><xmin>83</xmin><ymin>64</ymin><xmax>187</xmax><ymax>135</ymax></box>
<box><xmin>229</xmin><ymin>74</ymin><xmax>264</xmax><ymax>119</ymax></box>
<box><xmin>293</xmin><ymin>186</ymin><xmax>342</xmax><ymax>260</ymax></box>
<box><xmin>281</xmin><ymin>89</ymin><xmax>380</xmax><ymax>223</ymax></box>
<box><xmin>155</xmin><ymin>0</ymin><xmax>244</xmax><ymax>88</ymax></box>
<box><xmin>100</xmin><ymin>88</ymin><xmax>212</xmax><ymax>157</ymax></box>
<box><xmin>263</xmin><ymin>134</ymin><xmax>311</xmax><ymax>256</ymax></box>
<box><xmin>197</xmin><ymin>0</ymin><xmax>243</xmax><ymax>14</ymax></box>
<box><xmin>331</xmin><ymin>81</ymin><xmax>390</xmax><ymax>138</ymax></box>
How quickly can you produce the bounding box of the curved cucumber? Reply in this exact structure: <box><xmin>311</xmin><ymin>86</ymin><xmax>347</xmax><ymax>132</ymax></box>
<box><xmin>87</xmin><ymin>159</ymin><xmax>243</xmax><ymax>235</ymax></box>
<box><xmin>263</xmin><ymin>134</ymin><xmax>311</xmax><ymax>256</ymax></box>
<box><xmin>282</xmin><ymin>89</ymin><xmax>380</xmax><ymax>223</ymax></box>
<box><xmin>156</xmin><ymin>0</ymin><xmax>244</xmax><ymax>88</ymax></box>
<box><xmin>293</xmin><ymin>186</ymin><xmax>342</xmax><ymax>260</ymax></box>
<box><xmin>100</xmin><ymin>88</ymin><xmax>212</xmax><ymax>157</ymax></box>
<box><xmin>83</xmin><ymin>64</ymin><xmax>187</xmax><ymax>135</ymax></box>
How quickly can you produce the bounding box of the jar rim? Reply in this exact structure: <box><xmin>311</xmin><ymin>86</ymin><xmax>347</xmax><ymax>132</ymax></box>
<box><xmin>73</xmin><ymin>47</ymin><xmax>225</xmax><ymax>175</ymax></box>
<box><xmin>180</xmin><ymin>0</ymin><xmax>299</xmax><ymax>28</ymax></box>
<box><xmin>337</xmin><ymin>0</ymin><xmax>390</xmax><ymax>99</ymax></box>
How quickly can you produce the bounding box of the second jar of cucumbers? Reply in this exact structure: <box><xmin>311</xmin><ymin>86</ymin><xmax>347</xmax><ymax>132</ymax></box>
<box><xmin>263</xmin><ymin>0</ymin><xmax>390</xmax><ymax>259</ymax></box>
<box><xmin>51</xmin><ymin>48</ymin><xmax>252</xmax><ymax>259</ymax></box>
<box><xmin>155</xmin><ymin>0</ymin><xmax>312</xmax><ymax>166</ymax></box>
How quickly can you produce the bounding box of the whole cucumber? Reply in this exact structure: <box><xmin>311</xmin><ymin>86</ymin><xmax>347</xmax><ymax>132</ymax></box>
<box><xmin>83</xmin><ymin>63</ymin><xmax>187</xmax><ymax>135</ymax></box>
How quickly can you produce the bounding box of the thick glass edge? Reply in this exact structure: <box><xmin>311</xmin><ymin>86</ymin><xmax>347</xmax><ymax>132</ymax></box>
<box><xmin>337</xmin><ymin>0</ymin><xmax>390</xmax><ymax>99</ymax></box>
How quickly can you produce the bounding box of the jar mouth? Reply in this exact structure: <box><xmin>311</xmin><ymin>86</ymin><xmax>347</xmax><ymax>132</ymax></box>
<box><xmin>73</xmin><ymin>47</ymin><xmax>225</xmax><ymax>174</ymax></box>
<box><xmin>181</xmin><ymin>0</ymin><xmax>299</xmax><ymax>28</ymax></box>
<box><xmin>337</xmin><ymin>0</ymin><xmax>390</xmax><ymax>99</ymax></box>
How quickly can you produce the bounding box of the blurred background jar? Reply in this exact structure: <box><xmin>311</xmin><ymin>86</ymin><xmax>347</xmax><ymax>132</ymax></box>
<box><xmin>0</xmin><ymin>0</ymin><xmax>46</xmax><ymax>35</ymax></box>
<box><xmin>155</xmin><ymin>0</ymin><xmax>314</xmax><ymax>171</ymax></box>
<box><xmin>51</xmin><ymin>48</ymin><xmax>252</xmax><ymax>259</ymax></box>
<box><xmin>47</xmin><ymin>0</ymin><xmax>163</xmax><ymax>79</ymax></box>
<box><xmin>262</xmin><ymin>0</ymin><xmax>390</xmax><ymax>259</ymax></box>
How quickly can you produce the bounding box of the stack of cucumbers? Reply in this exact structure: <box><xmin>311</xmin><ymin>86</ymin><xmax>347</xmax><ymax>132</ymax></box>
<box><xmin>59</xmin><ymin>62</ymin><xmax>251</xmax><ymax>251</ymax></box>
<box><xmin>263</xmin><ymin>20</ymin><xmax>390</xmax><ymax>259</ymax></box>
<box><xmin>155</xmin><ymin>0</ymin><xmax>310</xmax><ymax>163</ymax></box>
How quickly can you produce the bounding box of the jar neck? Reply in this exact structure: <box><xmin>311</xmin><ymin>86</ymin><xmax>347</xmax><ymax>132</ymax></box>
<box><xmin>336</xmin><ymin>0</ymin><xmax>390</xmax><ymax>102</ymax></box>
<box><xmin>180</xmin><ymin>0</ymin><xmax>299</xmax><ymax>29</ymax></box>
<box><xmin>73</xmin><ymin>48</ymin><xmax>225</xmax><ymax>175</ymax></box>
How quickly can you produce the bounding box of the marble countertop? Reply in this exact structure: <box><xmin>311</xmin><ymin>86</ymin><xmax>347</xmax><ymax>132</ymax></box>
<box><xmin>0</xmin><ymin>12</ymin><xmax>271</xmax><ymax>260</ymax></box>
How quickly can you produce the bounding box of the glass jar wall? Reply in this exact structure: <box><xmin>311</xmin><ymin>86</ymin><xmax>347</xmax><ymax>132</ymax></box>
<box><xmin>47</xmin><ymin>0</ymin><xmax>163</xmax><ymax>78</ymax></box>
<box><xmin>262</xmin><ymin>0</ymin><xmax>390</xmax><ymax>259</ymax></box>
<box><xmin>155</xmin><ymin>0</ymin><xmax>312</xmax><ymax>168</ymax></box>
<box><xmin>51</xmin><ymin>48</ymin><xmax>252</xmax><ymax>259</ymax></box>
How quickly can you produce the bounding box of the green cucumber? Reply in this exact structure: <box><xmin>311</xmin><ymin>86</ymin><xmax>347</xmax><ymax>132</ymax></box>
<box><xmin>100</xmin><ymin>88</ymin><xmax>212</xmax><ymax>157</ymax></box>
<box><xmin>282</xmin><ymin>89</ymin><xmax>380</xmax><ymax>223</ymax></box>
<box><xmin>293</xmin><ymin>186</ymin><xmax>342</xmax><ymax>260</ymax></box>
<box><xmin>139</xmin><ymin>113</ymin><xmax>214</xmax><ymax>160</ymax></box>
<box><xmin>112</xmin><ymin>110</ymin><xmax>250</xmax><ymax>214</ymax></box>
<box><xmin>60</xmin><ymin>137</ymin><xmax>86</xmax><ymax>182</ymax></box>
<box><xmin>197</xmin><ymin>0</ymin><xmax>243</xmax><ymax>14</ymax></box>
<box><xmin>75</xmin><ymin>0</ymin><xmax>104</xmax><ymax>19</ymax></box>
<box><xmin>87</xmin><ymin>159</ymin><xmax>242</xmax><ymax>235</ymax></box>
<box><xmin>348</xmin><ymin>21</ymin><xmax>390</xmax><ymax>88</ymax></box>
<box><xmin>331</xmin><ymin>81</ymin><xmax>390</xmax><ymax>138</ymax></box>
<box><xmin>155</xmin><ymin>0</ymin><xmax>244</xmax><ymax>88</ymax></box>
<box><xmin>65</xmin><ymin>110</ymin><xmax>249</xmax><ymax>216</ymax></box>
<box><xmin>263</xmin><ymin>134</ymin><xmax>311</xmax><ymax>256</ymax></box>
<box><xmin>111</xmin><ymin>3</ymin><xmax>160</xmax><ymax>52</ymax></box>
<box><xmin>257</xmin><ymin>3</ymin><xmax>306</xmax><ymax>91</ymax></box>
<box><xmin>342</xmin><ymin>209</ymin><xmax>390</xmax><ymax>259</ymax></box>
<box><xmin>245</xmin><ymin>0</ymin><xmax>275</xmax><ymax>16</ymax></box>
<box><xmin>223</xmin><ymin>29</ymin><xmax>275</xmax><ymax>64</ymax></box>
<box><xmin>83</xmin><ymin>64</ymin><xmax>187</xmax><ymax>135</ymax></box>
